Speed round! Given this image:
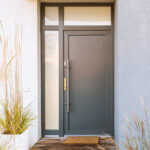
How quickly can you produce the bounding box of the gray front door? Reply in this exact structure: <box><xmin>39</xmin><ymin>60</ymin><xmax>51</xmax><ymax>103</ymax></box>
<box><xmin>64</xmin><ymin>31</ymin><xmax>114</xmax><ymax>135</ymax></box>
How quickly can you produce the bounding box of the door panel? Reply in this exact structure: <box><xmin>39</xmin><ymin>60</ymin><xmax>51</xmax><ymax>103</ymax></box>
<box><xmin>64</xmin><ymin>31</ymin><xmax>113</xmax><ymax>135</ymax></box>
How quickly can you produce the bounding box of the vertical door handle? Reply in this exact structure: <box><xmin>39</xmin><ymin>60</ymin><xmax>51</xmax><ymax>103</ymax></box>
<box><xmin>66</xmin><ymin>59</ymin><xmax>70</xmax><ymax>113</ymax></box>
<box><xmin>64</xmin><ymin>59</ymin><xmax>70</xmax><ymax>113</ymax></box>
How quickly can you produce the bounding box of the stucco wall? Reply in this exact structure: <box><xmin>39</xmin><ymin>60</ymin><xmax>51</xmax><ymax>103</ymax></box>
<box><xmin>115</xmin><ymin>0</ymin><xmax>150</xmax><ymax>148</ymax></box>
<box><xmin>0</xmin><ymin>0</ymin><xmax>40</xmax><ymax>147</ymax></box>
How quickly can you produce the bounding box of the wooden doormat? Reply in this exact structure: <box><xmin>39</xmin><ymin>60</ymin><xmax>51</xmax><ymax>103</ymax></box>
<box><xmin>64</xmin><ymin>136</ymin><xmax>100</xmax><ymax>145</ymax></box>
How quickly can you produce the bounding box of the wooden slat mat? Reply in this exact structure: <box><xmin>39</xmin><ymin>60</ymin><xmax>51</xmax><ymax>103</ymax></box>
<box><xmin>64</xmin><ymin>136</ymin><xmax>100</xmax><ymax>145</ymax></box>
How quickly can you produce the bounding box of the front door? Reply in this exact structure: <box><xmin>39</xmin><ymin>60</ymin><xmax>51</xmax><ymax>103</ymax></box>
<box><xmin>41</xmin><ymin>3</ymin><xmax>114</xmax><ymax>137</ymax></box>
<box><xmin>64</xmin><ymin>31</ymin><xmax>113</xmax><ymax>135</ymax></box>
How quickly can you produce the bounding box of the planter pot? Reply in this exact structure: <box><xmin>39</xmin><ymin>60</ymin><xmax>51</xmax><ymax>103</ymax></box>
<box><xmin>0</xmin><ymin>129</ymin><xmax>29</xmax><ymax>150</ymax></box>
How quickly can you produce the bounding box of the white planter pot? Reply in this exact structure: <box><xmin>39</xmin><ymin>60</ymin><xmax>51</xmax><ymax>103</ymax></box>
<box><xmin>0</xmin><ymin>129</ymin><xmax>29</xmax><ymax>150</ymax></box>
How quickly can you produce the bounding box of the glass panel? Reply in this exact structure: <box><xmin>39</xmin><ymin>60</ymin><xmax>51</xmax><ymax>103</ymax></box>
<box><xmin>64</xmin><ymin>7</ymin><xmax>111</xmax><ymax>26</ymax></box>
<box><xmin>45</xmin><ymin>7</ymin><xmax>59</xmax><ymax>25</ymax></box>
<box><xmin>45</xmin><ymin>31</ymin><xmax>59</xmax><ymax>130</ymax></box>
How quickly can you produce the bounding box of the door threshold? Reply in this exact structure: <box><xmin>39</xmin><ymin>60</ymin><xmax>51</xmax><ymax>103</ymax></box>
<box><xmin>44</xmin><ymin>135</ymin><xmax>111</xmax><ymax>138</ymax></box>
<box><xmin>64</xmin><ymin>135</ymin><xmax>111</xmax><ymax>137</ymax></box>
<box><xmin>44</xmin><ymin>135</ymin><xmax>60</xmax><ymax>138</ymax></box>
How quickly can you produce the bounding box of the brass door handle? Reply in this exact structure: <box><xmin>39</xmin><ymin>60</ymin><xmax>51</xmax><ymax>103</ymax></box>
<box><xmin>64</xmin><ymin>77</ymin><xmax>67</xmax><ymax>91</ymax></box>
<box><xmin>64</xmin><ymin>59</ymin><xmax>70</xmax><ymax>113</ymax></box>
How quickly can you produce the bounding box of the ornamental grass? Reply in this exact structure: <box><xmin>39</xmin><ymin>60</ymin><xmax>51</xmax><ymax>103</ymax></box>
<box><xmin>0</xmin><ymin>21</ymin><xmax>36</xmax><ymax>135</ymax></box>
<box><xmin>87</xmin><ymin>100</ymin><xmax>150</xmax><ymax>150</ymax></box>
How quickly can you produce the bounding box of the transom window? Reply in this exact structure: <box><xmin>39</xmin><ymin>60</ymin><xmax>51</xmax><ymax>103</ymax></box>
<box><xmin>45</xmin><ymin>7</ymin><xmax>59</xmax><ymax>25</ymax></box>
<box><xmin>44</xmin><ymin>6</ymin><xmax>112</xmax><ymax>26</ymax></box>
<box><xmin>64</xmin><ymin>6</ymin><xmax>111</xmax><ymax>26</ymax></box>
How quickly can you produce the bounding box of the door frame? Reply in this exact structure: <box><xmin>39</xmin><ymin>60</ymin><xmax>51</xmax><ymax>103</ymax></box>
<box><xmin>41</xmin><ymin>2</ymin><xmax>114</xmax><ymax>137</ymax></box>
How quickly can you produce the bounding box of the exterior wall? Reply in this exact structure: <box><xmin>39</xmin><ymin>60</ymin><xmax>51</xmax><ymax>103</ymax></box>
<box><xmin>0</xmin><ymin>0</ymin><xmax>40</xmax><ymax>147</ymax></box>
<box><xmin>115</xmin><ymin>0</ymin><xmax>150</xmax><ymax>148</ymax></box>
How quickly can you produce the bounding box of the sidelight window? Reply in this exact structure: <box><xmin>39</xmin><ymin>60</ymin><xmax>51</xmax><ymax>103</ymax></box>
<box><xmin>45</xmin><ymin>31</ymin><xmax>59</xmax><ymax>130</ymax></box>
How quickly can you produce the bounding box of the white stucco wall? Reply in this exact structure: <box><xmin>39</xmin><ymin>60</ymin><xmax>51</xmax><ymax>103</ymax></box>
<box><xmin>0</xmin><ymin>0</ymin><xmax>40</xmax><ymax>147</ymax></box>
<box><xmin>115</xmin><ymin>0</ymin><xmax>150</xmax><ymax>148</ymax></box>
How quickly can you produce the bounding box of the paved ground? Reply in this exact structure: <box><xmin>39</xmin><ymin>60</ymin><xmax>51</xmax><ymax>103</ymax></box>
<box><xmin>31</xmin><ymin>137</ymin><xmax>116</xmax><ymax>150</ymax></box>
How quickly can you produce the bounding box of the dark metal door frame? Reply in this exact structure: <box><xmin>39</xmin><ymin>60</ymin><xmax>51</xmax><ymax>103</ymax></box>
<box><xmin>41</xmin><ymin>3</ymin><xmax>114</xmax><ymax>137</ymax></box>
